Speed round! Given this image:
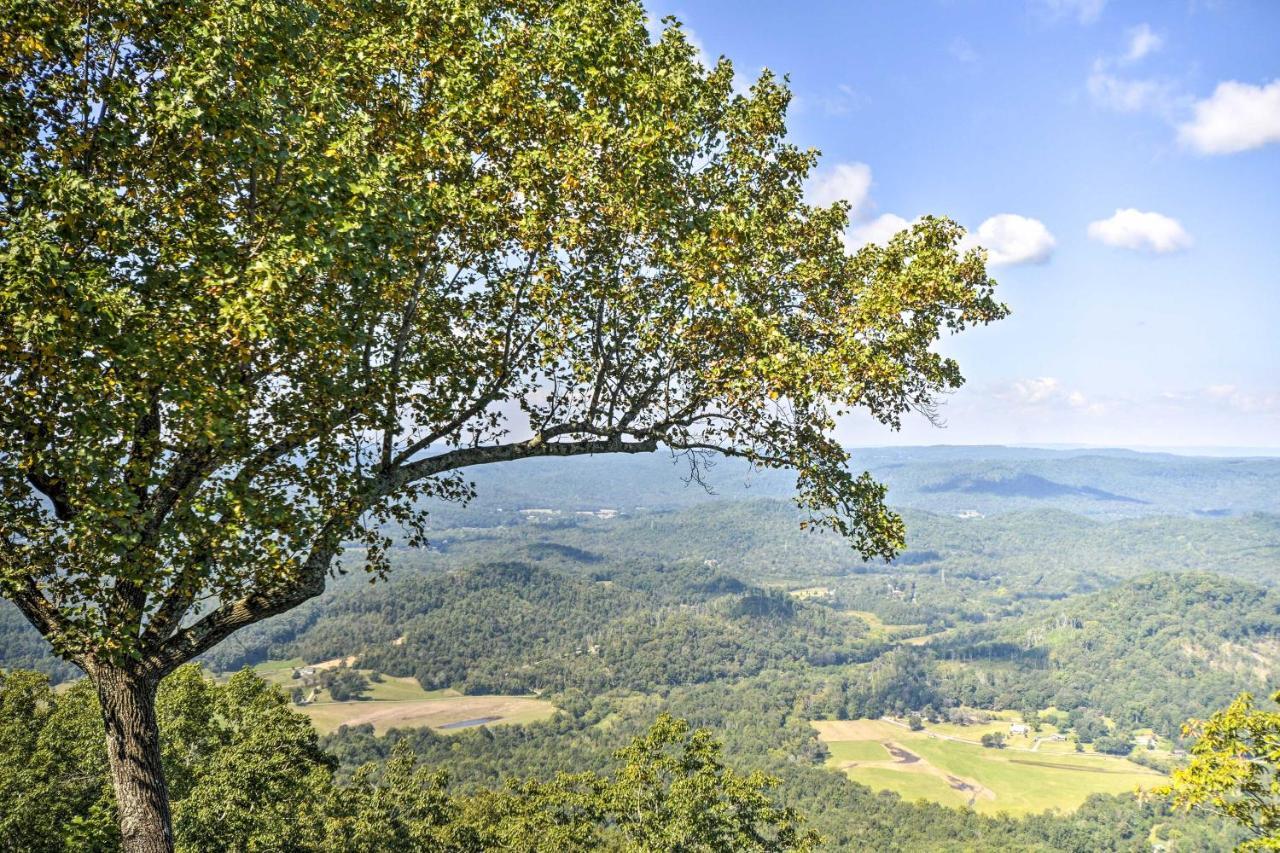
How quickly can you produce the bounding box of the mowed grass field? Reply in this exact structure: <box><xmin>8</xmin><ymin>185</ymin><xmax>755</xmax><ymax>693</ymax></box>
<box><xmin>812</xmin><ymin>719</ymin><xmax>1165</xmax><ymax>815</ymax></box>
<box><xmin>245</xmin><ymin>659</ymin><xmax>557</xmax><ymax>735</ymax></box>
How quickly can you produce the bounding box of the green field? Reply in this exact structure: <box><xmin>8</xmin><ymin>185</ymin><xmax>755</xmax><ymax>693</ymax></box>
<box><xmin>244</xmin><ymin>659</ymin><xmax>557</xmax><ymax>734</ymax></box>
<box><xmin>826</xmin><ymin>740</ymin><xmax>892</xmax><ymax>762</ymax></box>
<box><xmin>813</xmin><ymin>719</ymin><xmax>1165</xmax><ymax>815</ymax></box>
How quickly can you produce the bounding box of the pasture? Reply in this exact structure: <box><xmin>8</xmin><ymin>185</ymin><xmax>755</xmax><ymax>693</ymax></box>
<box><xmin>812</xmin><ymin>718</ymin><xmax>1165</xmax><ymax>815</ymax></box>
<box><xmin>247</xmin><ymin>659</ymin><xmax>557</xmax><ymax>734</ymax></box>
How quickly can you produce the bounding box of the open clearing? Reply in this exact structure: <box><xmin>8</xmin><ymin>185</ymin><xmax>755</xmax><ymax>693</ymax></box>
<box><xmin>300</xmin><ymin>693</ymin><xmax>556</xmax><ymax>734</ymax></box>
<box><xmin>812</xmin><ymin>718</ymin><xmax>1165</xmax><ymax>815</ymax></box>
<box><xmin>247</xmin><ymin>660</ymin><xmax>556</xmax><ymax>734</ymax></box>
<box><xmin>842</xmin><ymin>610</ymin><xmax>928</xmax><ymax>641</ymax></box>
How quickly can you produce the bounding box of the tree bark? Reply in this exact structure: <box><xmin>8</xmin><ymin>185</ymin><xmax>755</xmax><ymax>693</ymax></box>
<box><xmin>93</xmin><ymin>664</ymin><xmax>174</xmax><ymax>853</ymax></box>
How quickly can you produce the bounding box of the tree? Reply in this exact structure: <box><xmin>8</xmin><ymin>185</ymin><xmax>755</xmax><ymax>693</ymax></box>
<box><xmin>1157</xmin><ymin>691</ymin><xmax>1280</xmax><ymax>850</ymax></box>
<box><xmin>1094</xmin><ymin>732</ymin><xmax>1134</xmax><ymax>756</ymax></box>
<box><xmin>908</xmin><ymin>714</ymin><xmax>924</xmax><ymax>731</ymax></box>
<box><xmin>980</xmin><ymin>732</ymin><xmax>1005</xmax><ymax>749</ymax></box>
<box><xmin>1021</xmin><ymin>707</ymin><xmax>1042</xmax><ymax>733</ymax></box>
<box><xmin>324</xmin><ymin>668</ymin><xmax>371</xmax><ymax>702</ymax></box>
<box><xmin>0</xmin><ymin>1</ymin><xmax>1004</xmax><ymax>849</ymax></box>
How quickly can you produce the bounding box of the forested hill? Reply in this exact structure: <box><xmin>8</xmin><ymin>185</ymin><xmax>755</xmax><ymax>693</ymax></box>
<box><xmin>925</xmin><ymin>572</ymin><xmax>1280</xmax><ymax>736</ymax></box>
<box><xmin>207</xmin><ymin>560</ymin><xmax>881</xmax><ymax>694</ymax></box>
<box><xmin>3</xmin><ymin>501</ymin><xmax>1278</xmax><ymax>686</ymax></box>
<box><xmin>207</xmin><ymin>563</ymin><xmax>1279</xmax><ymax>735</ymax></box>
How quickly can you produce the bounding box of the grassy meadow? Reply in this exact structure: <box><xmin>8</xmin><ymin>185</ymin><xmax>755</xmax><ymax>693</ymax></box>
<box><xmin>246</xmin><ymin>659</ymin><xmax>557</xmax><ymax>734</ymax></box>
<box><xmin>812</xmin><ymin>717</ymin><xmax>1166</xmax><ymax>815</ymax></box>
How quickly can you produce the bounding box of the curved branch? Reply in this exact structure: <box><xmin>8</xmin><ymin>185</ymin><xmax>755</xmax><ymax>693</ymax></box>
<box><xmin>8</xmin><ymin>578</ymin><xmax>79</xmax><ymax>665</ymax></box>
<box><xmin>392</xmin><ymin>429</ymin><xmax>659</xmax><ymax>488</ymax></box>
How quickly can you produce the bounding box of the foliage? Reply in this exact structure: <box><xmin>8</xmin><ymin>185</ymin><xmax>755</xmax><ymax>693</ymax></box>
<box><xmin>0</xmin><ymin>669</ymin><xmax>116</xmax><ymax>850</ymax></box>
<box><xmin>1158</xmin><ymin>691</ymin><xmax>1280</xmax><ymax>850</ymax></box>
<box><xmin>323</xmin><ymin>668</ymin><xmax>371</xmax><ymax>702</ymax></box>
<box><xmin>197</xmin><ymin>560</ymin><xmax>880</xmax><ymax>695</ymax></box>
<box><xmin>0</xmin><ymin>665</ymin><xmax>335</xmax><ymax>851</ymax></box>
<box><xmin>0</xmin><ymin>666</ymin><xmax>818</xmax><ymax>851</ymax></box>
<box><xmin>1094</xmin><ymin>734</ymin><xmax>1135</xmax><ymax>757</ymax></box>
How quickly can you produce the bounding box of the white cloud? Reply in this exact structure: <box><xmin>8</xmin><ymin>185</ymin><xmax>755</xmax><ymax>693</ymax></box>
<box><xmin>806</xmin><ymin>164</ymin><xmax>918</xmax><ymax>252</ymax></box>
<box><xmin>806</xmin><ymin>162</ymin><xmax>874</xmax><ymax>215</ymax></box>
<box><xmin>849</xmin><ymin>210</ymin><xmax>1056</xmax><ymax>265</ymax></box>
<box><xmin>968</xmin><ymin>214</ymin><xmax>1056</xmax><ymax>266</ymax></box>
<box><xmin>1035</xmin><ymin>0</ymin><xmax>1106</xmax><ymax>24</ymax></box>
<box><xmin>1177</xmin><ymin>79</ymin><xmax>1280</xmax><ymax>154</ymax></box>
<box><xmin>846</xmin><ymin>213</ymin><xmax>912</xmax><ymax>250</ymax></box>
<box><xmin>995</xmin><ymin>377</ymin><xmax>1107</xmax><ymax>415</ymax></box>
<box><xmin>1124</xmin><ymin>24</ymin><xmax>1162</xmax><ymax>62</ymax></box>
<box><xmin>1087</xmin><ymin>208</ymin><xmax>1192</xmax><ymax>253</ymax></box>
<box><xmin>949</xmin><ymin>37</ymin><xmax>979</xmax><ymax>64</ymax></box>
<box><xmin>1006</xmin><ymin>377</ymin><xmax>1063</xmax><ymax>404</ymax></box>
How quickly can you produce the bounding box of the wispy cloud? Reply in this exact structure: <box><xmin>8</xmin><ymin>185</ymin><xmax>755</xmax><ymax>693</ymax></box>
<box><xmin>949</xmin><ymin>37</ymin><xmax>979</xmax><ymax>64</ymax></box>
<box><xmin>1086</xmin><ymin>66</ymin><xmax>1178</xmax><ymax>116</ymax></box>
<box><xmin>1082</xmin><ymin>24</ymin><xmax>1279</xmax><ymax>158</ymax></box>
<box><xmin>1033</xmin><ymin>0</ymin><xmax>1106</xmax><ymax>24</ymax></box>
<box><xmin>1123</xmin><ymin>24</ymin><xmax>1162</xmax><ymax>63</ymax></box>
<box><xmin>1199</xmin><ymin>384</ymin><xmax>1280</xmax><ymax>414</ymax></box>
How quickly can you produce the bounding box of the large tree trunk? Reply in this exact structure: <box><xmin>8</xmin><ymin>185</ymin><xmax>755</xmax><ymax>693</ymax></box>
<box><xmin>93</xmin><ymin>664</ymin><xmax>174</xmax><ymax>853</ymax></box>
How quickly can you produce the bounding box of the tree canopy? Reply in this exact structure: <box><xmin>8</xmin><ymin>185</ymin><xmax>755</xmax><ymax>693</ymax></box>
<box><xmin>0</xmin><ymin>0</ymin><xmax>1002</xmax><ymax>847</ymax></box>
<box><xmin>0</xmin><ymin>0</ymin><xmax>1002</xmax><ymax>675</ymax></box>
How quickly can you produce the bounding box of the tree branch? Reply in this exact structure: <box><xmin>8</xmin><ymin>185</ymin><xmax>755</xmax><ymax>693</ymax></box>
<box><xmin>9</xmin><ymin>578</ymin><xmax>79</xmax><ymax>665</ymax></box>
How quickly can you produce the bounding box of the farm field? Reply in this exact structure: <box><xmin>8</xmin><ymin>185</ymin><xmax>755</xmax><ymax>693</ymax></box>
<box><xmin>812</xmin><ymin>718</ymin><xmax>1165</xmax><ymax>815</ymax></box>
<box><xmin>299</xmin><ymin>692</ymin><xmax>557</xmax><ymax>734</ymax></box>
<box><xmin>246</xmin><ymin>659</ymin><xmax>557</xmax><ymax>734</ymax></box>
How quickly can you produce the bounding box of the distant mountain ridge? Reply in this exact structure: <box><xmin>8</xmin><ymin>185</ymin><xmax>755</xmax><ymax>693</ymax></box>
<box><xmin>920</xmin><ymin>472</ymin><xmax>1149</xmax><ymax>503</ymax></box>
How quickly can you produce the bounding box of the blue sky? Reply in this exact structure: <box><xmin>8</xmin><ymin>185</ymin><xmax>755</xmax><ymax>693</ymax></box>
<box><xmin>649</xmin><ymin>0</ymin><xmax>1280</xmax><ymax>450</ymax></box>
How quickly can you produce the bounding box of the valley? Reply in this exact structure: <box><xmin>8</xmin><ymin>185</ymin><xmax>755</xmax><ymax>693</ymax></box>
<box><xmin>3</xmin><ymin>446</ymin><xmax>1276</xmax><ymax>850</ymax></box>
